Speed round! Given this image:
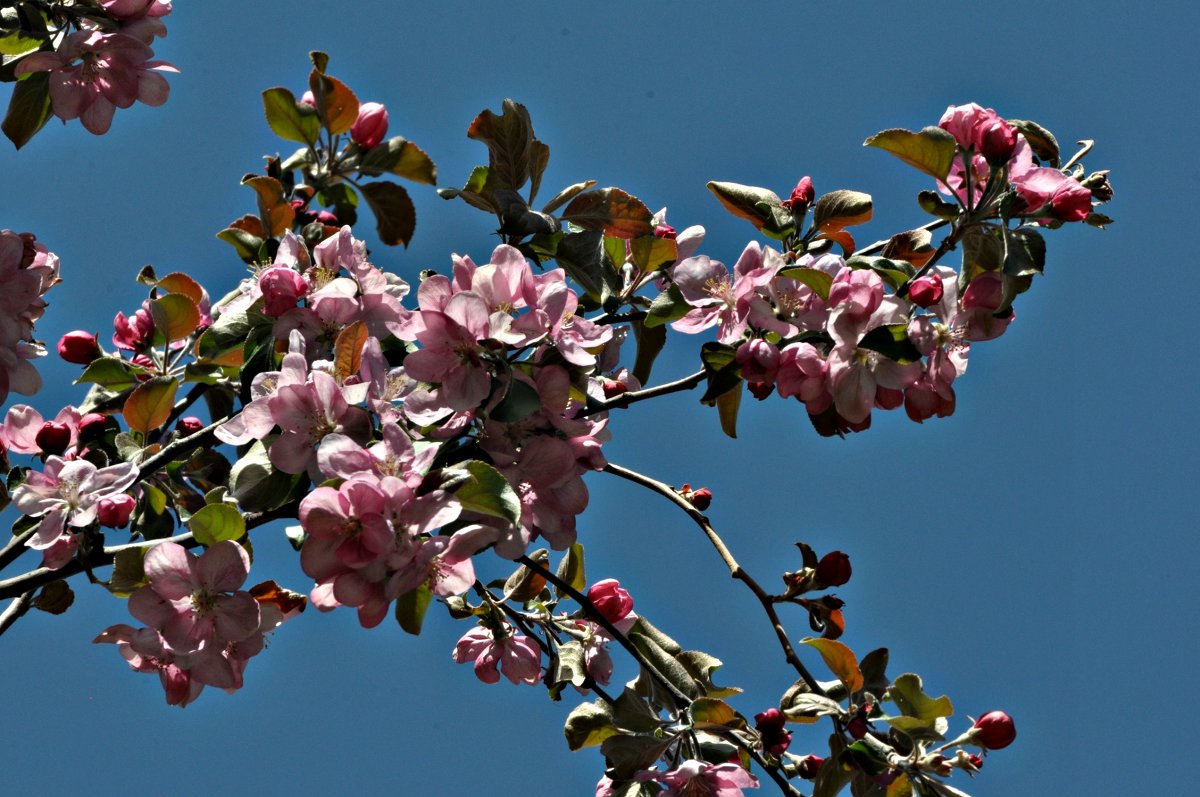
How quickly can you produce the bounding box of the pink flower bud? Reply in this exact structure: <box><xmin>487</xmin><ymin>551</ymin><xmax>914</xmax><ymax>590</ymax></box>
<box><xmin>350</xmin><ymin>102</ymin><xmax>389</xmax><ymax>149</ymax></box>
<box><xmin>600</xmin><ymin>378</ymin><xmax>627</xmax><ymax>399</ymax></box>
<box><xmin>57</xmin><ymin>330</ymin><xmax>102</xmax><ymax>364</ymax></box>
<box><xmin>754</xmin><ymin>708</ymin><xmax>792</xmax><ymax>756</ymax></box>
<box><xmin>816</xmin><ymin>551</ymin><xmax>851</xmax><ymax>587</ymax></box>
<box><xmin>35</xmin><ymin>421</ymin><xmax>72</xmax><ymax>455</ymax></box>
<box><xmin>747</xmin><ymin>381</ymin><xmax>774</xmax><ymax>401</ymax></box>
<box><xmin>258</xmin><ymin>267</ymin><xmax>309</xmax><ymax>317</ymax></box>
<box><xmin>874</xmin><ymin>386</ymin><xmax>903</xmax><ymax>410</ymax></box>
<box><xmin>796</xmin><ymin>755</ymin><xmax>824</xmax><ymax>780</ymax></box>
<box><xmin>907</xmin><ymin>274</ymin><xmax>944</xmax><ymax>308</ymax></box>
<box><xmin>177</xmin><ymin>416</ymin><xmax>204</xmax><ymax>435</ymax></box>
<box><xmin>783</xmin><ymin>176</ymin><xmax>815</xmax><ymax>212</ymax></box>
<box><xmin>654</xmin><ymin>223</ymin><xmax>677</xmax><ymax>239</ymax></box>
<box><xmin>78</xmin><ymin>413</ymin><xmax>109</xmax><ymax>441</ymax></box>
<box><xmin>97</xmin><ymin>493</ymin><xmax>136</xmax><ymax>528</ymax></box>
<box><xmin>976</xmin><ymin>119</ymin><xmax>1018</xmax><ymax>165</ymax></box>
<box><xmin>300</xmin><ymin>90</ymin><xmax>315</xmax><ymax>106</ymax></box>
<box><xmin>315</xmin><ymin>210</ymin><xmax>339</xmax><ymax>225</ymax></box>
<box><xmin>689</xmin><ymin>487</ymin><xmax>713</xmax><ymax>511</ymax></box>
<box><xmin>971</xmin><ymin>711</ymin><xmax>1016</xmax><ymax>750</ymax></box>
<box><xmin>586</xmin><ymin>579</ymin><xmax>634</xmax><ymax>624</ymax></box>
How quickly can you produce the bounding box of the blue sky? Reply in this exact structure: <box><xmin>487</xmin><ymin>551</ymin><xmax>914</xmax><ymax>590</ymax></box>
<box><xmin>1</xmin><ymin>2</ymin><xmax>1195</xmax><ymax>795</ymax></box>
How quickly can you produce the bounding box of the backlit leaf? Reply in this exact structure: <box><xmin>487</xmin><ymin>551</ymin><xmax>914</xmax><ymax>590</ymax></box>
<box><xmin>360</xmin><ymin>180</ymin><xmax>416</xmax><ymax>247</ymax></box>
<box><xmin>561</xmin><ymin>188</ymin><xmax>654</xmax><ymax>239</ymax></box>
<box><xmin>123</xmin><ymin>377</ymin><xmax>179</xmax><ymax>437</ymax></box>
<box><xmin>802</xmin><ymin>637</ymin><xmax>863</xmax><ymax>694</ymax></box>
<box><xmin>189</xmin><ymin>503</ymin><xmax>246</xmax><ymax>547</ymax></box>
<box><xmin>864</xmin><ymin>127</ymin><xmax>958</xmax><ymax>181</ymax></box>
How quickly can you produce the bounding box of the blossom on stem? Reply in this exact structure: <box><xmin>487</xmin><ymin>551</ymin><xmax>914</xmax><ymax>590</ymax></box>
<box><xmin>15</xmin><ymin>32</ymin><xmax>177</xmax><ymax>135</ymax></box>
<box><xmin>451</xmin><ymin>625</ymin><xmax>542</xmax><ymax>685</ymax></box>
<box><xmin>11</xmin><ymin>456</ymin><xmax>138</xmax><ymax>560</ymax></box>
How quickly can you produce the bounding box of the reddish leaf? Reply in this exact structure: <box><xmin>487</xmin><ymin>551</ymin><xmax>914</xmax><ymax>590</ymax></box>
<box><xmin>123</xmin><ymin>376</ymin><xmax>179</xmax><ymax>437</ymax></box>
<box><xmin>802</xmin><ymin>637</ymin><xmax>863</xmax><ymax>694</ymax></box>
<box><xmin>149</xmin><ymin>293</ymin><xmax>201</xmax><ymax>342</ymax></box>
<box><xmin>561</xmin><ymin>188</ymin><xmax>654</xmax><ymax>239</ymax></box>
<box><xmin>243</xmin><ymin>176</ymin><xmax>296</xmax><ymax>238</ymax></box>
<box><xmin>360</xmin><ymin>180</ymin><xmax>416</xmax><ymax>247</ymax></box>
<box><xmin>308</xmin><ymin>70</ymin><xmax>359</xmax><ymax>135</ymax></box>
<box><xmin>333</xmin><ymin>320</ymin><xmax>367</xmax><ymax>382</ymax></box>
<box><xmin>880</xmin><ymin>229</ymin><xmax>936</xmax><ymax>269</ymax></box>
<box><xmin>154</xmin><ymin>272</ymin><xmax>205</xmax><ymax>305</ymax></box>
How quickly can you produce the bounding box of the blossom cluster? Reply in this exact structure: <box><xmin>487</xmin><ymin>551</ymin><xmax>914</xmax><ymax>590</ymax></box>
<box><xmin>95</xmin><ymin>541</ymin><xmax>296</xmax><ymax>706</ymax></box>
<box><xmin>12</xmin><ymin>1</ymin><xmax>176</xmax><ymax>135</ymax></box>
<box><xmin>0</xmin><ymin>231</ymin><xmax>59</xmax><ymax>407</ymax></box>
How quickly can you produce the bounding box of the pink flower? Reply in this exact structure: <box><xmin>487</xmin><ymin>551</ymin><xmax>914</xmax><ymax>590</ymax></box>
<box><xmin>452</xmin><ymin>625</ymin><xmax>542</xmax><ymax>685</ymax></box>
<box><xmin>670</xmin><ymin>242</ymin><xmax>780</xmax><ymax>344</ymax></box>
<box><xmin>350</xmin><ymin>102</ymin><xmax>389</xmax><ymax>149</ymax></box>
<box><xmin>97</xmin><ymin>493</ymin><xmax>136</xmax><ymax>527</ymax></box>
<box><xmin>113</xmin><ymin>301</ymin><xmax>154</xmax><ymax>351</ymax></box>
<box><xmin>127</xmin><ymin>541</ymin><xmax>260</xmax><ymax>656</ymax></box>
<box><xmin>1011</xmin><ymin>167</ymin><xmax>1092</xmax><ymax>222</ymax></box>
<box><xmin>587</xmin><ymin>579</ymin><xmax>634</xmax><ymax>624</ymax></box>
<box><xmin>11</xmin><ymin>456</ymin><xmax>138</xmax><ymax>557</ymax></box>
<box><xmin>654</xmin><ymin>760</ymin><xmax>759</xmax><ymax>796</ymax></box>
<box><xmin>15</xmin><ymin>32</ymin><xmax>177</xmax><ymax>135</ymax></box>
<box><xmin>93</xmin><ymin>625</ymin><xmax>204</xmax><ymax>707</ymax></box>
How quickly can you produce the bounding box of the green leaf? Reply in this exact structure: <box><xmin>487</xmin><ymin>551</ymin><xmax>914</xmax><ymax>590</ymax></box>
<box><xmin>555</xmin><ymin>542</ymin><xmax>586</xmax><ymax>599</ymax></box>
<box><xmin>782</xmin><ymin>692</ymin><xmax>844</xmax><ymax>723</ymax></box>
<box><xmin>0</xmin><ymin>30</ymin><xmax>44</xmax><ymax>58</ymax></box>
<box><xmin>777</xmin><ymin>266</ymin><xmax>834</xmax><ymax>301</ymax></box>
<box><xmin>889</xmin><ymin>673</ymin><xmax>953</xmax><ymax>722</ymax></box>
<box><xmin>359</xmin><ymin>136</ymin><xmax>438</xmax><ymax>184</ymax></box>
<box><xmin>360</xmin><ymin>180</ymin><xmax>416</xmax><ymax>247</ymax></box>
<box><xmin>542</xmin><ymin>180</ymin><xmax>596</xmax><ymax>215</ymax></box>
<box><xmin>216</xmin><ymin>227</ymin><xmax>266</xmax><ymax>264</ymax></box>
<box><xmin>490</xmin><ymin>376</ymin><xmax>543</xmax><ymax>422</ymax></box>
<box><xmin>561</xmin><ymin>188</ymin><xmax>655</xmax><ymax>239</ymax></box>
<box><xmin>443</xmin><ymin>460</ymin><xmax>521</xmax><ymax>524</ymax></box>
<box><xmin>715</xmin><ymin>385</ymin><xmax>740</xmax><ymax>439</ymax></box>
<box><xmin>864</xmin><ymin>127</ymin><xmax>958</xmax><ymax>181</ymax></box>
<box><xmin>316</xmin><ymin>182</ymin><xmax>359</xmax><ymax>227</ymax></box>
<box><xmin>104</xmin><ymin>547</ymin><xmax>148</xmax><ymax>597</ymax></box>
<box><xmin>859</xmin><ymin>647</ymin><xmax>890</xmax><ymax>697</ymax></box>
<box><xmin>2</xmin><ymin>70</ymin><xmax>51</xmax><ymax>149</ymax></box>
<box><xmin>564</xmin><ymin>700</ymin><xmax>617</xmax><ymax>751</ymax></box>
<box><xmin>629</xmin><ymin>631</ymin><xmax>701</xmax><ymax>699</ymax></box>
<box><xmin>690</xmin><ymin>697</ymin><xmax>738</xmax><ymax>728</ymax></box>
<box><xmin>644</xmin><ymin>284</ymin><xmax>691</xmax><ymax>328</ymax></box>
<box><xmin>553</xmin><ymin>230</ymin><xmax>614</xmax><ymax>302</ymax></box>
<box><xmin>528</xmin><ymin>139</ymin><xmax>550</xmax><ymax>204</ymax></box>
<box><xmin>631</xmin><ymin>319</ymin><xmax>666</xmax><ymax>386</ymax></box>
<box><xmin>394</xmin><ymin>583</ymin><xmax>433</xmax><ymax>635</ymax></box>
<box><xmin>32</xmin><ymin>580</ymin><xmax>73</xmax><ymax>615</ymax></box>
<box><xmin>699</xmin><ymin>342</ymin><xmax>741</xmax><ymax>404</ymax></box>
<box><xmin>262</xmin><ymin>87</ymin><xmax>320</xmax><ymax>145</ymax></box>
<box><xmin>812</xmin><ymin>734</ymin><xmax>854</xmax><ymax>797</ymax></box>
<box><xmin>466</xmin><ymin>98</ymin><xmax>538</xmax><ymax>192</ymax></box>
<box><xmin>76</xmin><ymin>356</ymin><xmax>144</xmax><ymax>391</ymax></box>
<box><xmin>678</xmin><ymin>652</ymin><xmax>741</xmax><ymax>700</ymax></box>
<box><xmin>629</xmin><ymin>235</ymin><xmax>677</xmax><ymax>274</ymax></box>
<box><xmin>149</xmin><ymin>293</ymin><xmax>201</xmax><ymax>342</ymax></box>
<box><xmin>189</xmin><ymin>503</ymin><xmax>246</xmax><ymax>547</ymax></box>
<box><xmin>1009</xmin><ymin>118</ymin><xmax>1060</xmax><ymax>167</ymax></box>
<box><xmin>812</xmin><ymin>190</ymin><xmax>873</xmax><ymax>232</ymax></box>
<box><xmin>1003</xmin><ymin>226</ymin><xmax>1046</xmax><ymax>277</ymax></box>
<box><xmin>601</xmin><ymin>734</ymin><xmax>673</xmax><ymax>781</ymax></box>
<box><xmin>856</xmin><ymin>323</ymin><xmax>922</xmax><ymax>364</ymax></box>
<box><xmin>917</xmin><ymin>190</ymin><xmax>959</xmax><ymax>220</ymax></box>
<box><xmin>554</xmin><ymin>640</ymin><xmax>590</xmax><ymax>688</ymax></box>
<box><xmin>706</xmin><ymin>181</ymin><xmax>785</xmax><ymax>232</ymax></box>
<box><xmin>229</xmin><ymin>441</ymin><xmax>303</xmax><ymax>513</ymax></box>
<box><xmin>122</xmin><ymin>376</ymin><xmax>179</xmax><ymax>437</ymax></box>
<box><xmin>630</xmin><ymin>617</ymin><xmax>681</xmax><ymax>655</ymax></box>
<box><xmin>802</xmin><ymin>637</ymin><xmax>863</xmax><ymax>694</ymax></box>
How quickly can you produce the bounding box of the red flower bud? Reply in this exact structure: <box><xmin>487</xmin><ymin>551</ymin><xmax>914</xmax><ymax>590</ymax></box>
<box><xmin>35</xmin><ymin>421</ymin><xmax>72</xmax><ymax>456</ymax></box>
<box><xmin>971</xmin><ymin>711</ymin><xmax>1016</xmax><ymax>750</ymax></box>
<box><xmin>57</xmin><ymin>330</ymin><xmax>102</xmax><ymax>365</ymax></box>
<box><xmin>747</xmin><ymin>381</ymin><xmax>774</xmax><ymax>401</ymax></box>
<box><xmin>967</xmin><ymin>753</ymin><xmax>984</xmax><ymax>770</ymax></box>
<box><xmin>846</xmin><ymin>714</ymin><xmax>869</xmax><ymax>739</ymax></box>
<box><xmin>816</xmin><ymin>551</ymin><xmax>852</xmax><ymax>587</ymax></box>
<box><xmin>689</xmin><ymin>487</ymin><xmax>713</xmax><ymax>511</ymax></box>
<box><xmin>587</xmin><ymin>579</ymin><xmax>634</xmax><ymax>624</ymax></box>
<box><xmin>783</xmin><ymin>176</ymin><xmax>815</xmax><ymax>212</ymax></box>
<box><xmin>796</xmin><ymin>755</ymin><xmax>824</xmax><ymax>780</ymax></box>
<box><xmin>177</xmin><ymin>417</ymin><xmax>204</xmax><ymax>436</ymax></box>
<box><xmin>315</xmin><ymin>210</ymin><xmax>339</xmax><ymax>225</ymax></box>
<box><xmin>874</xmin><ymin>386</ymin><xmax>904</xmax><ymax>410</ymax></box>
<box><xmin>350</xmin><ymin>102</ymin><xmax>389</xmax><ymax>149</ymax></box>
<box><xmin>654</xmin><ymin>223</ymin><xmax>677</xmax><ymax>239</ymax></box>
<box><xmin>600</xmin><ymin>378</ymin><xmax>628</xmax><ymax>399</ymax></box>
<box><xmin>976</xmin><ymin>120</ymin><xmax>1018</xmax><ymax>165</ymax></box>
<box><xmin>753</xmin><ymin>709</ymin><xmax>792</xmax><ymax>756</ymax></box>
<box><xmin>77</xmin><ymin>413</ymin><xmax>109</xmax><ymax>441</ymax></box>
<box><xmin>97</xmin><ymin>493</ymin><xmax>136</xmax><ymax>528</ymax></box>
<box><xmin>907</xmin><ymin>274</ymin><xmax>944</xmax><ymax>308</ymax></box>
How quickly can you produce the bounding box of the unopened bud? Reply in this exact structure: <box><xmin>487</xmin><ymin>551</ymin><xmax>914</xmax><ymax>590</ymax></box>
<box><xmin>783</xmin><ymin>176</ymin><xmax>815</xmax><ymax>213</ymax></box>
<box><xmin>77</xmin><ymin>413</ymin><xmax>109</xmax><ymax>441</ymax></box>
<box><xmin>1080</xmin><ymin>170</ymin><xmax>1113</xmax><ymax>202</ymax></box>
<box><xmin>177</xmin><ymin>417</ymin><xmax>204</xmax><ymax>436</ymax></box>
<box><xmin>907</xmin><ymin>274</ymin><xmax>944</xmax><ymax>308</ymax></box>
<box><xmin>36</xmin><ymin>421</ymin><xmax>72</xmax><ymax>455</ymax></box>
<box><xmin>601</xmin><ymin>378</ymin><xmax>628</xmax><ymax>399</ymax></box>
<box><xmin>350</xmin><ymin>102</ymin><xmax>389</xmax><ymax>149</ymax></box>
<box><xmin>97</xmin><ymin>493</ymin><xmax>136</xmax><ymax>528</ymax></box>
<box><xmin>315</xmin><ymin>210</ymin><xmax>339</xmax><ymax>225</ymax></box>
<box><xmin>976</xmin><ymin>120</ymin><xmax>1018</xmax><ymax>165</ymax></box>
<box><xmin>654</xmin><ymin>223</ymin><xmax>677</xmax><ymax>239</ymax></box>
<box><xmin>300</xmin><ymin>90</ymin><xmax>315</xmax><ymax>106</ymax></box>
<box><xmin>970</xmin><ymin>710</ymin><xmax>1016</xmax><ymax>750</ymax></box>
<box><xmin>57</xmin><ymin>331</ymin><xmax>101</xmax><ymax>365</ymax></box>
<box><xmin>796</xmin><ymin>755</ymin><xmax>824</xmax><ymax>780</ymax></box>
<box><xmin>586</xmin><ymin>579</ymin><xmax>634</xmax><ymax>624</ymax></box>
<box><xmin>689</xmin><ymin>487</ymin><xmax>713</xmax><ymax>511</ymax></box>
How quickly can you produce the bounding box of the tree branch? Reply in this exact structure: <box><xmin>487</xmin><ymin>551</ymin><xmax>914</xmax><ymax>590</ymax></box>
<box><xmin>582</xmin><ymin>369</ymin><xmax>706</xmax><ymax>418</ymax></box>
<box><xmin>0</xmin><ymin>589</ymin><xmax>35</xmax><ymax>638</ymax></box>
<box><xmin>602</xmin><ymin>461</ymin><xmax>825</xmax><ymax>695</ymax></box>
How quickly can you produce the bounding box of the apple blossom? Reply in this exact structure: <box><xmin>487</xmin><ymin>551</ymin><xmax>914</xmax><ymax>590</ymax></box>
<box><xmin>452</xmin><ymin>625</ymin><xmax>542</xmax><ymax>685</ymax></box>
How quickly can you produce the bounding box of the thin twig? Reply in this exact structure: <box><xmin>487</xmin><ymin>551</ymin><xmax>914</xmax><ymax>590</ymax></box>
<box><xmin>747</xmin><ymin>748</ymin><xmax>807</xmax><ymax>797</ymax></box>
<box><xmin>602</xmin><ymin>462</ymin><xmax>825</xmax><ymax>695</ymax></box>
<box><xmin>518</xmin><ymin>554</ymin><xmax>692</xmax><ymax>709</ymax></box>
<box><xmin>0</xmin><ymin>589</ymin><xmax>35</xmax><ymax>638</ymax></box>
<box><xmin>582</xmin><ymin>369</ymin><xmax>706</xmax><ymax>417</ymax></box>
<box><xmin>0</xmin><ymin>526</ymin><xmax>38</xmax><ymax>573</ymax></box>
<box><xmin>855</xmin><ymin>219</ymin><xmax>949</xmax><ymax>257</ymax></box>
